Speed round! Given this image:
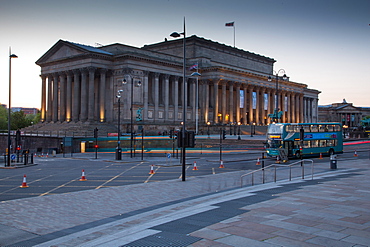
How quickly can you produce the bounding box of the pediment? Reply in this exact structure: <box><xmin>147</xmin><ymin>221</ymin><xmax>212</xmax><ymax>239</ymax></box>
<box><xmin>337</xmin><ymin>105</ymin><xmax>361</xmax><ymax>112</ymax></box>
<box><xmin>36</xmin><ymin>40</ymin><xmax>87</xmax><ymax>65</ymax></box>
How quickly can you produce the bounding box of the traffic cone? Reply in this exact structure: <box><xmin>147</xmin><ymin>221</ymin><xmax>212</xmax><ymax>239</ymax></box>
<box><xmin>219</xmin><ymin>160</ymin><xmax>224</xmax><ymax>168</ymax></box>
<box><xmin>149</xmin><ymin>165</ymin><xmax>155</xmax><ymax>174</ymax></box>
<box><xmin>354</xmin><ymin>150</ymin><xmax>358</xmax><ymax>157</ymax></box>
<box><xmin>192</xmin><ymin>161</ymin><xmax>198</xmax><ymax>170</ymax></box>
<box><xmin>46</xmin><ymin>153</ymin><xmax>49</xmax><ymax>158</ymax></box>
<box><xmin>319</xmin><ymin>153</ymin><xmax>323</xmax><ymax>159</ymax></box>
<box><xmin>20</xmin><ymin>175</ymin><xmax>29</xmax><ymax>188</ymax></box>
<box><xmin>41</xmin><ymin>153</ymin><xmax>44</xmax><ymax>157</ymax></box>
<box><xmin>256</xmin><ymin>158</ymin><xmax>261</xmax><ymax>165</ymax></box>
<box><xmin>80</xmin><ymin>169</ymin><xmax>87</xmax><ymax>181</ymax></box>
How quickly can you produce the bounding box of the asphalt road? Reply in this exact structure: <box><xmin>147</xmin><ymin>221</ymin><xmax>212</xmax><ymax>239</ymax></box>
<box><xmin>0</xmin><ymin>143</ymin><xmax>368</xmax><ymax>202</ymax></box>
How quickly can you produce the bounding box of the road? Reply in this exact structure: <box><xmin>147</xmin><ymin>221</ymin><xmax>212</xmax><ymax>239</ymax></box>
<box><xmin>0</xmin><ymin>142</ymin><xmax>368</xmax><ymax>202</ymax></box>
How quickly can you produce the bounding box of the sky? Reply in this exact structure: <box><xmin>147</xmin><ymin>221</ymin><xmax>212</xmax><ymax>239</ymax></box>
<box><xmin>0</xmin><ymin>0</ymin><xmax>369</xmax><ymax>109</ymax></box>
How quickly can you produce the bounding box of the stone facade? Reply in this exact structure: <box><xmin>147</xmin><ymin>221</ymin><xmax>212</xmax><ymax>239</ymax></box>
<box><xmin>36</xmin><ymin>36</ymin><xmax>320</xmax><ymax>132</ymax></box>
<box><xmin>319</xmin><ymin>99</ymin><xmax>369</xmax><ymax>128</ymax></box>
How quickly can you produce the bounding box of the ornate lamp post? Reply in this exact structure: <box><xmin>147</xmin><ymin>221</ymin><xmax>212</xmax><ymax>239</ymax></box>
<box><xmin>268</xmin><ymin>69</ymin><xmax>287</xmax><ymax>123</ymax></box>
<box><xmin>7</xmin><ymin>49</ymin><xmax>18</xmax><ymax>167</ymax></box>
<box><xmin>115</xmin><ymin>90</ymin><xmax>123</xmax><ymax>160</ymax></box>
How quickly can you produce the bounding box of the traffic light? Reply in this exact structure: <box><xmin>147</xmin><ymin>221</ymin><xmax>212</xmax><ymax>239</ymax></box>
<box><xmin>94</xmin><ymin>128</ymin><xmax>98</xmax><ymax>138</ymax></box>
<box><xmin>169</xmin><ymin>130</ymin><xmax>173</xmax><ymax>139</ymax></box>
<box><xmin>222</xmin><ymin>130</ymin><xmax>226</xmax><ymax>140</ymax></box>
<box><xmin>94</xmin><ymin>144</ymin><xmax>99</xmax><ymax>149</ymax></box>
<box><xmin>16</xmin><ymin>130</ymin><xmax>21</xmax><ymax>143</ymax></box>
<box><xmin>186</xmin><ymin>131</ymin><xmax>196</xmax><ymax>148</ymax></box>
<box><xmin>16</xmin><ymin>145</ymin><xmax>21</xmax><ymax>151</ymax></box>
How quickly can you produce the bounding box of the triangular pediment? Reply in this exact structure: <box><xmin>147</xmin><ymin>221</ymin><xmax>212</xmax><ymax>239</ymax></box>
<box><xmin>337</xmin><ymin>104</ymin><xmax>361</xmax><ymax>112</ymax></box>
<box><xmin>36</xmin><ymin>40</ymin><xmax>87</xmax><ymax>65</ymax></box>
<box><xmin>36</xmin><ymin>40</ymin><xmax>112</xmax><ymax>65</ymax></box>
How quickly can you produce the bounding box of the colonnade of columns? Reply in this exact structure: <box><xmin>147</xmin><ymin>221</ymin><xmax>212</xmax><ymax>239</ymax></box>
<box><xmin>40</xmin><ymin>68</ymin><xmax>317</xmax><ymax>126</ymax></box>
<box><xmin>40</xmin><ymin>67</ymin><xmax>112</xmax><ymax>123</ymax></box>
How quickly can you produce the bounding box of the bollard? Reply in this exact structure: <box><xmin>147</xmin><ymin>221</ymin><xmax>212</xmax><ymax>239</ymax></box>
<box><xmin>330</xmin><ymin>155</ymin><xmax>337</xmax><ymax>169</ymax></box>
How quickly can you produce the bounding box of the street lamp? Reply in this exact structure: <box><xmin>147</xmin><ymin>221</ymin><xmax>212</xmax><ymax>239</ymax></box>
<box><xmin>123</xmin><ymin>77</ymin><xmax>142</xmax><ymax>158</ymax></box>
<box><xmin>170</xmin><ymin>17</ymin><xmax>187</xmax><ymax>181</ymax></box>
<box><xmin>250</xmin><ymin>122</ymin><xmax>255</xmax><ymax>137</ymax></box>
<box><xmin>207</xmin><ymin>121</ymin><xmax>210</xmax><ymax>138</ymax></box>
<box><xmin>237</xmin><ymin>122</ymin><xmax>241</xmax><ymax>140</ymax></box>
<box><xmin>7</xmin><ymin>49</ymin><xmax>18</xmax><ymax>167</ymax></box>
<box><xmin>268</xmin><ymin>69</ymin><xmax>287</xmax><ymax>123</ymax></box>
<box><xmin>115</xmin><ymin>89</ymin><xmax>123</xmax><ymax>160</ymax></box>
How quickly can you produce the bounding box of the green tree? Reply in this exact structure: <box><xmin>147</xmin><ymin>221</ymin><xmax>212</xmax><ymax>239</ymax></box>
<box><xmin>11</xmin><ymin>111</ymin><xmax>30</xmax><ymax>130</ymax></box>
<box><xmin>0</xmin><ymin>107</ymin><xmax>7</xmax><ymax>130</ymax></box>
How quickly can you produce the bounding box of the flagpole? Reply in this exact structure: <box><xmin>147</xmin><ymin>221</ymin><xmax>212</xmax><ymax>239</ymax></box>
<box><xmin>233</xmin><ymin>24</ymin><xmax>235</xmax><ymax>47</ymax></box>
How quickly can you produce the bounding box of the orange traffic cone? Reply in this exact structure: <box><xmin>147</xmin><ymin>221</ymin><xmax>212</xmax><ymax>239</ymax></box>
<box><xmin>46</xmin><ymin>153</ymin><xmax>49</xmax><ymax>158</ymax></box>
<box><xmin>80</xmin><ymin>169</ymin><xmax>87</xmax><ymax>181</ymax></box>
<box><xmin>149</xmin><ymin>165</ymin><xmax>155</xmax><ymax>174</ymax></box>
<box><xmin>41</xmin><ymin>153</ymin><xmax>44</xmax><ymax>157</ymax></box>
<box><xmin>354</xmin><ymin>150</ymin><xmax>358</xmax><ymax>157</ymax></box>
<box><xmin>219</xmin><ymin>160</ymin><xmax>224</xmax><ymax>168</ymax></box>
<box><xmin>256</xmin><ymin>158</ymin><xmax>261</xmax><ymax>165</ymax></box>
<box><xmin>20</xmin><ymin>175</ymin><xmax>29</xmax><ymax>188</ymax></box>
<box><xmin>319</xmin><ymin>153</ymin><xmax>323</xmax><ymax>159</ymax></box>
<box><xmin>192</xmin><ymin>161</ymin><xmax>198</xmax><ymax>170</ymax></box>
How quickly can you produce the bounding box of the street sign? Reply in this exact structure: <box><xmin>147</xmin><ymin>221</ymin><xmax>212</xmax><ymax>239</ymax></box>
<box><xmin>10</xmin><ymin>154</ymin><xmax>16</xmax><ymax>160</ymax></box>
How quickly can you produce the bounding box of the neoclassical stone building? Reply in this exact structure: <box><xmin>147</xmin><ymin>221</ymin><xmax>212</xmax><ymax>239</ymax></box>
<box><xmin>36</xmin><ymin>36</ymin><xmax>320</xmax><ymax>132</ymax></box>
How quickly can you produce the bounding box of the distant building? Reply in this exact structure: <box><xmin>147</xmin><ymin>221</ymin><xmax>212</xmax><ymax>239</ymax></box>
<box><xmin>318</xmin><ymin>99</ymin><xmax>370</xmax><ymax>128</ymax></box>
<box><xmin>12</xmin><ymin>107</ymin><xmax>39</xmax><ymax>115</ymax></box>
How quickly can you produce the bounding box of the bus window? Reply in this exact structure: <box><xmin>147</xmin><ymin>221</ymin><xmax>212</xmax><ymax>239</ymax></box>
<box><xmin>285</xmin><ymin>125</ymin><xmax>294</xmax><ymax>133</ymax></box>
<box><xmin>319</xmin><ymin>140</ymin><xmax>326</xmax><ymax>147</ymax></box>
<box><xmin>319</xmin><ymin>125</ymin><xmax>327</xmax><ymax>132</ymax></box>
<box><xmin>303</xmin><ymin>141</ymin><xmax>310</xmax><ymax>148</ymax></box>
<box><xmin>310</xmin><ymin>125</ymin><xmax>319</xmax><ymax>132</ymax></box>
<box><xmin>333</xmin><ymin>125</ymin><xmax>341</xmax><ymax>131</ymax></box>
<box><xmin>311</xmin><ymin>140</ymin><xmax>319</xmax><ymax>147</ymax></box>
<box><xmin>327</xmin><ymin>140</ymin><xmax>337</xmax><ymax>147</ymax></box>
<box><xmin>303</xmin><ymin>125</ymin><xmax>310</xmax><ymax>132</ymax></box>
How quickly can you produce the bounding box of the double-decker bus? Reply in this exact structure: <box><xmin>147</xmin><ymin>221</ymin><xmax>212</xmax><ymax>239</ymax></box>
<box><xmin>265</xmin><ymin>123</ymin><xmax>343</xmax><ymax>159</ymax></box>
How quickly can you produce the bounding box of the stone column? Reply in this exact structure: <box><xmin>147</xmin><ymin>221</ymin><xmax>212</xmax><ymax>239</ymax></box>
<box><xmin>52</xmin><ymin>73</ymin><xmax>59</xmax><ymax>122</ymax></box>
<box><xmin>173</xmin><ymin>76</ymin><xmax>179</xmax><ymax>122</ymax></box>
<box><xmin>154</xmin><ymin>73</ymin><xmax>159</xmax><ymax>121</ymax></box>
<box><xmin>66</xmin><ymin>71</ymin><xmax>73</xmax><ymax>122</ymax></box>
<box><xmin>213</xmin><ymin>80</ymin><xmax>219</xmax><ymax>124</ymax></box>
<box><xmin>221</xmin><ymin>81</ymin><xmax>227</xmax><ymax>124</ymax></box>
<box><xmin>80</xmin><ymin>68</ymin><xmax>88</xmax><ymax>122</ymax></box>
<box><xmin>243</xmin><ymin>86</ymin><xmax>247</xmax><ymax>124</ymax></box>
<box><xmin>235</xmin><ymin>82</ymin><xmax>241</xmax><ymax>124</ymax></box>
<box><xmin>40</xmin><ymin>74</ymin><xmax>47</xmax><ymax>122</ymax></box>
<box><xmin>164</xmin><ymin>74</ymin><xmax>170</xmax><ymax>121</ymax></box>
<box><xmin>88</xmin><ymin>67</ymin><xmax>96</xmax><ymax>121</ymax></box>
<box><xmin>255</xmin><ymin>87</ymin><xmax>260</xmax><ymax>124</ymax></box>
<box><xmin>299</xmin><ymin>94</ymin><xmax>304</xmax><ymax>123</ymax></box>
<box><xmin>46</xmin><ymin>75</ymin><xmax>53</xmax><ymax>122</ymax></box>
<box><xmin>248</xmin><ymin>86</ymin><xmax>254</xmax><ymax>124</ymax></box>
<box><xmin>228</xmin><ymin>82</ymin><xmax>234</xmax><ymax>123</ymax></box>
<box><xmin>72</xmin><ymin>69</ymin><xmax>81</xmax><ymax>122</ymax></box>
<box><xmin>143</xmin><ymin>71</ymin><xmax>149</xmax><ymax>121</ymax></box>
<box><xmin>260</xmin><ymin>88</ymin><xmax>266</xmax><ymax>125</ymax></box>
<box><xmin>59</xmin><ymin>72</ymin><xmax>66</xmax><ymax>122</ymax></box>
<box><xmin>291</xmin><ymin>93</ymin><xmax>296</xmax><ymax>123</ymax></box>
<box><xmin>99</xmin><ymin>69</ymin><xmax>107</xmax><ymax>122</ymax></box>
<box><xmin>287</xmin><ymin>93</ymin><xmax>291</xmax><ymax>123</ymax></box>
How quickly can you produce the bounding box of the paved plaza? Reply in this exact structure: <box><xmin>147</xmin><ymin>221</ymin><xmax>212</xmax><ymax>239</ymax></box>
<box><xmin>0</xmin><ymin>150</ymin><xmax>369</xmax><ymax>246</ymax></box>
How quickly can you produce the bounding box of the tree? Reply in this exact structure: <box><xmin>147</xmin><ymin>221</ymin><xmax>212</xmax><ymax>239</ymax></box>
<box><xmin>0</xmin><ymin>107</ymin><xmax>7</xmax><ymax>131</ymax></box>
<box><xmin>11</xmin><ymin>111</ymin><xmax>30</xmax><ymax>130</ymax></box>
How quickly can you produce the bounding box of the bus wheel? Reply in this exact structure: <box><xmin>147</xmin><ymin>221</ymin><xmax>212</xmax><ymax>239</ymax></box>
<box><xmin>329</xmin><ymin>149</ymin><xmax>335</xmax><ymax>156</ymax></box>
<box><xmin>295</xmin><ymin>151</ymin><xmax>301</xmax><ymax>159</ymax></box>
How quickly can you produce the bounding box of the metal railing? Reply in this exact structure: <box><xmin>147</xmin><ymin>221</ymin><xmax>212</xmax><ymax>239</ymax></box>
<box><xmin>240</xmin><ymin>159</ymin><xmax>314</xmax><ymax>187</ymax></box>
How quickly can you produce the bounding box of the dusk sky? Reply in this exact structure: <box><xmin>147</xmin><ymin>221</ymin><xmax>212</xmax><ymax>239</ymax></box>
<box><xmin>1</xmin><ymin>0</ymin><xmax>369</xmax><ymax>109</ymax></box>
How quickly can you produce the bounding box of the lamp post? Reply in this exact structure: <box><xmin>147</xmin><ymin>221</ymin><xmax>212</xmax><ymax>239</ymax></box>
<box><xmin>170</xmin><ymin>17</ymin><xmax>187</xmax><ymax>181</ymax></box>
<box><xmin>115</xmin><ymin>90</ymin><xmax>123</xmax><ymax>160</ymax></box>
<box><xmin>123</xmin><ymin>77</ymin><xmax>142</xmax><ymax>158</ymax></box>
<box><xmin>268</xmin><ymin>69</ymin><xmax>287</xmax><ymax>123</ymax></box>
<box><xmin>7</xmin><ymin>49</ymin><xmax>18</xmax><ymax>167</ymax></box>
<box><xmin>207</xmin><ymin>121</ymin><xmax>210</xmax><ymax>138</ymax></box>
<box><xmin>237</xmin><ymin>122</ymin><xmax>241</xmax><ymax>140</ymax></box>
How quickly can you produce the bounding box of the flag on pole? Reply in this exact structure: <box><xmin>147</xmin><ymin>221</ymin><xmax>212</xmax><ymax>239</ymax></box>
<box><xmin>225</xmin><ymin>22</ymin><xmax>234</xmax><ymax>27</ymax></box>
<box><xmin>189</xmin><ymin>63</ymin><xmax>198</xmax><ymax>70</ymax></box>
